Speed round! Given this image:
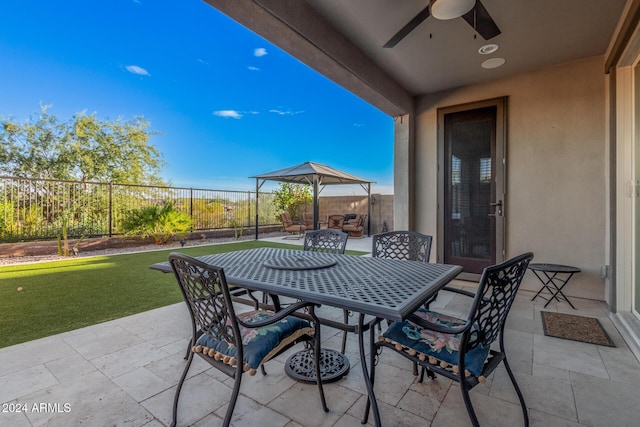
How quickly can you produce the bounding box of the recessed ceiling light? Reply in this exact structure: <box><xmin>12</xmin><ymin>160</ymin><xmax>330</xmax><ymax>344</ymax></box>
<box><xmin>481</xmin><ymin>58</ymin><xmax>506</xmax><ymax>69</ymax></box>
<box><xmin>478</xmin><ymin>44</ymin><xmax>499</xmax><ymax>55</ymax></box>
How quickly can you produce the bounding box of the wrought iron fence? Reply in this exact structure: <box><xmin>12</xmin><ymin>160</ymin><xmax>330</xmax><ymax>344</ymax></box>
<box><xmin>0</xmin><ymin>176</ymin><xmax>279</xmax><ymax>242</ymax></box>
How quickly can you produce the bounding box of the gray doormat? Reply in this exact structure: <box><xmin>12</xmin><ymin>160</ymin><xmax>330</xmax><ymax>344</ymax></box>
<box><xmin>541</xmin><ymin>311</ymin><xmax>615</xmax><ymax>347</ymax></box>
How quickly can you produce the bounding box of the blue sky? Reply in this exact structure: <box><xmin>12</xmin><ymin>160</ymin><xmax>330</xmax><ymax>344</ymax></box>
<box><xmin>0</xmin><ymin>0</ymin><xmax>394</xmax><ymax>195</ymax></box>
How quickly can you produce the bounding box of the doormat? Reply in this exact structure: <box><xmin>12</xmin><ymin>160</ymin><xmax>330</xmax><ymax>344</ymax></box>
<box><xmin>541</xmin><ymin>311</ymin><xmax>615</xmax><ymax>347</ymax></box>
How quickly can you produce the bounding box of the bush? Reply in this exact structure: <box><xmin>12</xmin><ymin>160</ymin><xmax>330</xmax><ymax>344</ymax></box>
<box><xmin>272</xmin><ymin>183</ymin><xmax>312</xmax><ymax>221</ymax></box>
<box><xmin>121</xmin><ymin>203</ymin><xmax>192</xmax><ymax>244</ymax></box>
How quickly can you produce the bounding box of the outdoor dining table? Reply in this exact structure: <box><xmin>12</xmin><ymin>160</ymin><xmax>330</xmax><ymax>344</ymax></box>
<box><xmin>150</xmin><ymin>247</ymin><xmax>462</xmax><ymax>427</ymax></box>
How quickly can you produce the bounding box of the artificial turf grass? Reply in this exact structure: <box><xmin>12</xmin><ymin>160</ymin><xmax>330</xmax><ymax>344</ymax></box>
<box><xmin>0</xmin><ymin>240</ymin><xmax>366</xmax><ymax>349</ymax></box>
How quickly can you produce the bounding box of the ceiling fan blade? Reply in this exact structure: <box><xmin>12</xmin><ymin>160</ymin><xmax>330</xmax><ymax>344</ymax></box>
<box><xmin>383</xmin><ymin>5</ymin><xmax>431</xmax><ymax>48</ymax></box>
<box><xmin>461</xmin><ymin>0</ymin><xmax>501</xmax><ymax>40</ymax></box>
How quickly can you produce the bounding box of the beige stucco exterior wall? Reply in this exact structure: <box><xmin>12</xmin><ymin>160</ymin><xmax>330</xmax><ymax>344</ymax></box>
<box><xmin>413</xmin><ymin>56</ymin><xmax>607</xmax><ymax>300</ymax></box>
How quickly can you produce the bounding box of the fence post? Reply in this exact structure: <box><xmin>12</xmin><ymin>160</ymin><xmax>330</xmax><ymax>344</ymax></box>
<box><xmin>190</xmin><ymin>188</ymin><xmax>194</xmax><ymax>232</ymax></box>
<box><xmin>108</xmin><ymin>182</ymin><xmax>113</xmax><ymax>237</ymax></box>
<box><xmin>247</xmin><ymin>191</ymin><xmax>251</xmax><ymax>229</ymax></box>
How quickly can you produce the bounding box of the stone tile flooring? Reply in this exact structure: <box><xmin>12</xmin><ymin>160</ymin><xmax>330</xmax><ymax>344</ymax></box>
<box><xmin>2</xmin><ymin>239</ymin><xmax>639</xmax><ymax>426</ymax></box>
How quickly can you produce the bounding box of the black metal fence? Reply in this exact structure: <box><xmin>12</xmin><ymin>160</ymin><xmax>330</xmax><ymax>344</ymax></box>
<box><xmin>0</xmin><ymin>176</ymin><xmax>278</xmax><ymax>242</ymax></box>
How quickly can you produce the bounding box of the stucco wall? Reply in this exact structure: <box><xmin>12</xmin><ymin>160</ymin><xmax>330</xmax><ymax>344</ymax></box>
<box><xmin>413</xmin><ymin>56</ymin><xmax>607</xmax><ymax>300</ymax></box>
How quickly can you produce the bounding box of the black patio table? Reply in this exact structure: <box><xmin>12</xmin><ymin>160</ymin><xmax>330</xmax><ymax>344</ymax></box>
<box><xmin>151</xmin><ymin>247</ymin><xmax>462</xmax><ymax>427</ymax></box>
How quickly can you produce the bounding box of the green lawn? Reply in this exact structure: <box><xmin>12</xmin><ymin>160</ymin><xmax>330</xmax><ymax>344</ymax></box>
<box><xmin>0</xmin><ymin>241</ymin><xmax>365</xmax><ymax>349</ymax></box>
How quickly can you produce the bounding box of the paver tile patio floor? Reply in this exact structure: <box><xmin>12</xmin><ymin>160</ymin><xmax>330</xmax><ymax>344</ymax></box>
<box><xmin>2</xmin><ymin>239</ymin><xmax>638</xmax><ymax>426</ymax></box>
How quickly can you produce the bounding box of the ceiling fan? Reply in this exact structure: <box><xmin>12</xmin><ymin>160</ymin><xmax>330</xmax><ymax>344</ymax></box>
<box><xmin>383</xmin><ymin>0</ymin><xmax>501</xmax><ymax>48</ymax></box>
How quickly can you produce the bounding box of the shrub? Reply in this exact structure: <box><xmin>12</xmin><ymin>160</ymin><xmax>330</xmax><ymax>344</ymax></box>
<box><xmin>272</xmin><ymin>183</ymin><xmax>312</xmax><ymax>221</ymax></box>
<box><xmin>121</xmin><ymin>203</ymin><xmax>192</xmax><ymax>244</ymax></box>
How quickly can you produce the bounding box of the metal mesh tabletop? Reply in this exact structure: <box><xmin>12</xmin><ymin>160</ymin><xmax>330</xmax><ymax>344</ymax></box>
<box><xmin>153</xmin><ymin>247</ymin><xmax>462</xmax><ymax>321</ymax></box>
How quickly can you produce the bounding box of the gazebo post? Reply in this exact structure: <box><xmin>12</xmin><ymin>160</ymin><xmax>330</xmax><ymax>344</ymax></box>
<box><xmin>313</xmin><ymin>175</ymin><xmax>319</xmax><ymax>230</ymax></box>
<box><xmin>255</xmin><ymin>178</ymin><xmax>259</xmax><ymax>240</ymax></box>
<box><xmin>367</xmin><ymin>183</ymin><xmax>371</xmax><ymax>237</ymax></box>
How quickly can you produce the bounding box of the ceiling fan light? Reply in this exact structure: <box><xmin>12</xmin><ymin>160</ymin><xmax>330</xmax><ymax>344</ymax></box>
<box><xmin>431</xmin><ymin>0</ymin><xmax>476</xmax><ymax>20</ymax></box>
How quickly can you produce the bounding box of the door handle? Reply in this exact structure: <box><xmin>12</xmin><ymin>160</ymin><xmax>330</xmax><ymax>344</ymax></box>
<box><xmin>489</xmin><ymin>201</ymin><xmax>503</xmax><ymax>217</ymax></box>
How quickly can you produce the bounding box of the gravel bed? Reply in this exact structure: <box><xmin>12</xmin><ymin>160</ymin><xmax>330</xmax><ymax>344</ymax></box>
<box><xmin>0</xmin><ymin>232</ymin><xmax>285</xmax><ymax>266</ymax></box>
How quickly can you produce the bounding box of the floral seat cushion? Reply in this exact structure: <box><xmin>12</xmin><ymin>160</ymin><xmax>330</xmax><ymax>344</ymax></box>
<box><xmin>382</xmin><ymin>308</ymin><xmax>490</xmax><ymax>377</ymax></box>
<box><xmin>194</xmin><ymin>310</ymin><xmax>313</xmax><ymax>374</ymax></box>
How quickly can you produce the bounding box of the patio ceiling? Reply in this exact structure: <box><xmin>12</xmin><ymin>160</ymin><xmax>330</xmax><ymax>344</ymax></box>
<box><xmin>203</xmin><ymin>0</ymin><xmax>628</xmax><ymax>116</ymax></box>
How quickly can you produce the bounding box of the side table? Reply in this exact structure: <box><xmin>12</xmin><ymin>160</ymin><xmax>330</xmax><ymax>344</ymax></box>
<box><xmin>528</xmin><ymin>263</ymin><xmax>581</xmax><ymax>309</ymax></box>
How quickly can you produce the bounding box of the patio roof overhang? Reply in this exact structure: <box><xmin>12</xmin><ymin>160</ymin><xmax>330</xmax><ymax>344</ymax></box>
<box><xmin>250</xmin><ymin>161</ymin><xmax>374</xmax><ymax>237</ymax></box>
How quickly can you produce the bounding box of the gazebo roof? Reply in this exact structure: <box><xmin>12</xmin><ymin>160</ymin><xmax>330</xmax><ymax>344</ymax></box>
<box><xmin>251</xmin><ymin>161</ymin><xmax>373</xmax><ymax>186</ymax></box>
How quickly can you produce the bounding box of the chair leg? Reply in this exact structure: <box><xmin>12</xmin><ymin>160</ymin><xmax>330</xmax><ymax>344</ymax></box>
<box><xmin>341</xmin><ymin>309</ymin><xmax>349</xmax><ymax>354</ymax></box>
<box><xmin>503</xmin><ymin>356</ymin><xmax>529</xmax><ymax>427</ymax></box>
<box><xmin>171</xmin><ymin>351</ymin><xmax>195</xmax><ymax>427</ymax></box>
<box><xmin>183</xmin><ymin>340</ymin><xmax>191</xmax><ymax>360</ymax></box>
<box><xmin>500</xmin><ymin>329</ymin><xmax>529</xmax><ymax>426</ymax></box>
<box><xmin>361</xmin><ymin>336</ymin><xmax>378</xmax><ymax>424</ymax></box>
<box><xmin>222</xmin><ymin>369</ymin><xmax>243</xmax><ymax>427</ymax></box>
<box><xmin>460</xmin><ymin>379</ymin><xmax>481</xmax><ymax>427</ymax></box>
<box><xmin>310</xmin><ymin>306</ymin><xmax>328</xmax><ymax>412</ymax></box>
<box><xmin>418</xmin><ymin>366</ymin><xmax>436</xmax><ymax>383</ymax></box>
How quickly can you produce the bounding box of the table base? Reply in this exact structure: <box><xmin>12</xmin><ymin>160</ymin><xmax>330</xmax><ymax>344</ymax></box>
<box><xmin>284</xmin><ymin>348</ymin><xmax>350</xmax><ymax>383</ymax></box>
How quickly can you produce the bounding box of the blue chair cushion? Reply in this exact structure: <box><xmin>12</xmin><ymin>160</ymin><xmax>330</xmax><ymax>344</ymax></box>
<box><xmin>195</xmin><ymin>310</ymin><xmax>312</xmax><ymax>370</ymax></box>
<box><xmin>382</xmin><ymin>308</ymin><xmax>490</xmax><ymax>377</ymax></box>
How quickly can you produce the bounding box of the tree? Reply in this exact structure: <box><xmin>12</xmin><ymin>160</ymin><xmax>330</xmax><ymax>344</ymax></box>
<box><xmin>0</xmin><ymin>105</ymin><xmax>165</xmax><ymax>184</ymax></box>
<box><xmin>272</xmin><ymin>182</ymin><xmax>312</xmax><ymax>220</ymax></box>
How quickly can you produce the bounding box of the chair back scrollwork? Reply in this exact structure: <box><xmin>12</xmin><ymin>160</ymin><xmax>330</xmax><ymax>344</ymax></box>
<box><xmin>466</xmin><ymin>252</ymin><xmax>533</xmax><ymax>351</ymax></box>
<box><xmin>303</xmin><ymin>229</ymin><xmax>349</xmax><ymax>254</ymax></box>
<box><xmin>372</xmin><ymin>231</ymin><xmax>433</xmax><ymax>263</ymax></box>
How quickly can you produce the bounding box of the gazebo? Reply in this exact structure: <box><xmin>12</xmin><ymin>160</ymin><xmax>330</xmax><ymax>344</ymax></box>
<box><xmin>250</xmin><ymin>162</ymin><xmax>374</xmax><ymax>239</ymax></box>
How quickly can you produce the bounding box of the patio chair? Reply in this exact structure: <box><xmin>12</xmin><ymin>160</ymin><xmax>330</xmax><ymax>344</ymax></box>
<box><xmin>303</xmin><ymin>228</ymin><xmax>349</xmax><ymax>253</ymax></box>
<box><xmin>280</xmin><ymin>212</ymin><xmax>306</xmax><ymax>238</ymax></box>
<box><xmin>363</xmin><ymin>252</ymin><xmax>534</xmax><ymax>427</ymax></box>
<box><xmin>302</xmin><ymin>212</ymin><xmax>314</xmax><ymax>228</ymax></box>
<box><xmin>303</xmin><ymin>229</ymin><xmax>350</xmax><ymax>353</ymax></box>
<box><xmin>343</xmin><ymin>214</ymin><xmax>367</xmax><ymax>237</ymax></box>
<box><xmin>371</xmin><ymin>230</ymin><xmax>434</xmax><ymax>374</ymax></box>
<box><xmin>327</xmin><ymin>214</ymin><xmax>345</xmax><ymax>230</ymax></box>
<box><xmin>168</xmin><ymin>253</ymin><xmax>328</xmax><ymax>427</ymax></box>
<box><xmin>373</xmin><ymin>230</ymin><xmax>434</xmax><ymax>307</ymax></box>
<box><xmin>372</xmin><ymin>230</ymin><xmax>432</xmax><ymax>262</ymax></box>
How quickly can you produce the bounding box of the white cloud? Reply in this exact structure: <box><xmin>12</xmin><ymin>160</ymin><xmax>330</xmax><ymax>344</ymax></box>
<box><xmin>254</xmin><ymin>48</ymin><xmax>268</xmax><ymax>57</ymax></box>
<box><xmin>213</xmin><ymin>110</ymin><xmax>243</xmax><ymax>119</ymax></box>
<box><xmin>269</xmin><ymin>109</ymin><xmax>304</xmax><ymax>116</ymax></box>
<box><xmin>125</xmin><ymin>65</ymin><xmax>150</xmax><ymax>76</ymax></box>
<box><xmin>197</xmin><ymin>58</ymin><xmax>210</xmax><ymax>65</ymax></box>
<box><xmin>353</xmin><ymin>123</ymin><xmax>365</xmax><ymax>127</ymax></box>
<box><xmin>247</xmin><ymin>66</ymin><xmax>260</xmax><ymax>71</ymax></box>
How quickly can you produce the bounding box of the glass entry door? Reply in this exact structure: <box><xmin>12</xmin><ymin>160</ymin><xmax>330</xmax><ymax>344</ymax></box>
<box><xmin>438</xmin><ymin>98</ymin><xmax>506</xmax><ymax>280</ymax></box>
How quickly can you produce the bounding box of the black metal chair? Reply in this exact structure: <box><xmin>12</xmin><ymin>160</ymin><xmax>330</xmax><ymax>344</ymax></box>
<box><xmin>168</xmin><ymin>253</ymin><xmax>328</xmax><ymax>427</ymax></box>
<box><xmin>372</xmin><ymin>230</ymin><xmax>432</xmax><ymax>262</ymax></box>
<box><xmin>363</xmin><ymin>252</ymin><xmax>534</xmax><ymax>427</ymax></box>
<box><xmin>303</xmin><ymin>228</ymin><xmax>349</xmax><ymax>254</ymax></box>
<box><xmin>372</xmin><ymin>230</ymin><xmax>435</xmax><ymax>368</ymax></box>
<box><xmin>303</xmin><ymin>228</ymin><xmax>350</xmax><ymax>353</ymax></box>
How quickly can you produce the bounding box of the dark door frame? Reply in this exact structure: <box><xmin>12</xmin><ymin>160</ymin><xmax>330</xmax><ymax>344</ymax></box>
<box><xmin>437</xmin><ymin>96</ymin><xmax>507</xmax><ymax>281</ymax></box>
